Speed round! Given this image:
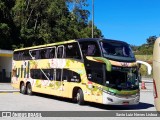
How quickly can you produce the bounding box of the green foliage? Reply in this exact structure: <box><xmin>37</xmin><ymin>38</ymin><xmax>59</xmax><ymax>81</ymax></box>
<box><xmin>147</xmin><ymin>36</ymin><xmax>157</xmax><ymax>45</ymax></box>
<box><xmin>0</xmin><ymin>0</ymin><xmax>19</xmax><ymax>49</ymax></box>
<box><xmin>136</xmin><ymin>44</ymin><xmax>153</xmax><ymax>55</ymax></box>
<box><xmin>135</xmin><ymin>55</ymin><xmax>153</xmax><ymax>77</ymax></box>
<box><xmin>135</xmin><ymin>55</ymin><xmax>152</xmax><ymax>61</ymax></box>
<box><xmin>0</xmin><ymin>0</ymin><xmax>103</xmax><ymax>49</ymax></box>
<box><xmin>0</xmin><ymin>23</ymin><xmax>10</xmax><ymax>35</ymax></box>
<box><xmin>131</xmin><ymin>35</ymin><xmax>158</xmax><ymax>55</ymax></box>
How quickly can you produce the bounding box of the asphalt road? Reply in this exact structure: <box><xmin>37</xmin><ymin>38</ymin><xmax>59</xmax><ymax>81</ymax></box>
<box><xmin>0</xmin><ymin>80</ymin><xmax>159</xmax><ymax>120</ymax></box>
<box><xmin>0</xmin><ymin>82</ymin><xmax>156</xmax><ymax>111</ymax></box>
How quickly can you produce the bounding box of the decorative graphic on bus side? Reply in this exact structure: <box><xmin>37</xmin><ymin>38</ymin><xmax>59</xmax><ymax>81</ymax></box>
<box><xmin>13</xmin><ymin>61</ymin><xmax>30</xmax><ymax>78</ymax></box>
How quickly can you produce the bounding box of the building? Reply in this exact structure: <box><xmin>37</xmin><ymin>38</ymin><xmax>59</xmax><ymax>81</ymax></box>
<box><xmin>0</xmin><ymin>50</ymin><xmax>13</xmax><ymax>83</ymax></box>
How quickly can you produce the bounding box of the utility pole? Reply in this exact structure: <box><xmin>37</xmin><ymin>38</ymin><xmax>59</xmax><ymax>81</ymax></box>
<box><xmin>92</xmin><ymin>0</ymin><xmax>94</xmax><ymax>38</ymax></box>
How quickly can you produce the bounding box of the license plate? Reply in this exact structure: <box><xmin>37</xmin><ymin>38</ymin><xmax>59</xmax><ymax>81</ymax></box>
<box><xmin>123</xmin><ymin>102</ymin><xmax>129</xmax><ymax>105</ymax></box>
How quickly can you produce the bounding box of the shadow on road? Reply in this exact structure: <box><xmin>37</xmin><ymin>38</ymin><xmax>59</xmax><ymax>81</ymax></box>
<box><xmin>85</xmin><ymin>102</ymin><xmax>154</xmax><ymax>110</ymax></box>
<box><xmin>33</xmin><ymin>92</ymin><xmax>77</xmax><ymax>103</ymax></box>
<box><xmin>33</xmin><ymin>93</ymin><xmax>154</xmax><ymax>110</ymax></box>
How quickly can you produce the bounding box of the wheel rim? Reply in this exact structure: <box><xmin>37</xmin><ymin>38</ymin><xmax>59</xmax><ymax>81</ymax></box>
<box><xmin>27</xmin><ymin>84</ymin><xmax>31</xmax><ymax>94</ymax></box>
<box><xmin>21</xmin><ymin>84</ymin><xmax>25</xmax><ymax>93</ymax></box>
<box><xmin>76</xmin><ymin>92</ymin><xmax>80</xmax><ymax>102</ymax></box>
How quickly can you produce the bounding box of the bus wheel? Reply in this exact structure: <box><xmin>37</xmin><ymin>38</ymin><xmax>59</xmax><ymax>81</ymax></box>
<box><xmin>20</xmin><ymin>82</ymin><xmax>26</xmax><ymax>94</ymax></box>
<box><xmin>76</xmin><ymin>89</ymin><xmax>84</xmax><ymax>105</ymax></box>
<box><xmin>26</xmin><ymin>83</ymin><xmax>32</xmax><ymax>95</ymax></box>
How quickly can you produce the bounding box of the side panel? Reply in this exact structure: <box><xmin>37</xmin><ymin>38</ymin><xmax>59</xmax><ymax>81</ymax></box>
<box><xmin>153</xmin><ymin>38</ymin><xmax>160</xmax><ymax>62</ymax></box>
<box><xmin>153</xmin><ymin>61</ymin><xmax>160</xmax><ymax>111</ymax></box>
<box><xmin>82</xmin><ymin>58</ymin><xmax>105</xmax><ymax>103</ymax></box>
<box><xmin>11</xmin><ymin>61</ymin><xmax>28</xmax><ymax>89</ymax></box>
<box><xmin>153</xmin><ymin>37</ymin><xmax>160</xmax><ymax>111</ymax></box>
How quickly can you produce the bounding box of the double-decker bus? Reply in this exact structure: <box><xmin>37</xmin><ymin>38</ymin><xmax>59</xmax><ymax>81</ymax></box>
<box><xmin>153</xmin><ymin>37</ymin><xmax>160</xmax><ymax>111</ymax></box>
<box><xmin>12</xmin><ymin>38</ymin><xmax>140</xmax><ymax>105</ymax></box>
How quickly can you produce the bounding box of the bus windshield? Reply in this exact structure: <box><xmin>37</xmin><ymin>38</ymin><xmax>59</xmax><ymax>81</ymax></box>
<box><xmin>100</xmin><ymin>40</ymin><xmax>135</xmax><ymax>62</ymax></box>
<box><xmin>106</xmin><ymin>67</ymin><xmax>139</xmax><ymax>90</ymax></box>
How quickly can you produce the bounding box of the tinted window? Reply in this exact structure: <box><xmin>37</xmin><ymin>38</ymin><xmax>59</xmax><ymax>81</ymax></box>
<box><xmin>30</xmin><ymin>69</ymin><xmax>54</xmax><ymax>80</ymax></box>
<box><xmin>65</xmin><ymin>43</ymin><xmax>81</xmax><ymax>59</ymax></box>
<box><xmin>57</xmin><ymin>46</ymin><xmax>64</xmax><ymax>58</ymax></box>
<box><xmin>100</xmin><ymin>41</ymin><xmax>134</xmax><ymax>57</ymax></box>
<box><xmin>30</xmin><ymin>69</ymin><xmax>81</xmax><ymax>82</ymax></box>
<box><xmin>40</xmin><ymin>49</ymin><xmax>47</xmax><ymax>59</ymax></box>
<box><xmin>23</xmin><ymin>50</ymin><xmax>30</xmax><ymax>60</ymax></box>
<box><xmin>13</xmin><ymin>50</ymin><xmax>31</xmax><ymax>60</ymax></box>
<box><xmin>100</xmin><ymin>40</ymin><xmax>136</xmax><ymax>62</ymax></box>
<box><xmin>48</xmin><ymin>47</ymin><xmax>56</xmax><ymax>58</ymax></box>
<box><xmin>80</xmin><ymin>41</ymin><xmax>100</xmax><ymax>57</ymax></box>
<box><xmin>30</xmin><ymin>50</ymin><xmax>40</xmax><ymax>59</ymax></box>
<box><xmin>13</xmin><ymin>51</ymin><xmax>19</xmax><ymax>60</ymax></box>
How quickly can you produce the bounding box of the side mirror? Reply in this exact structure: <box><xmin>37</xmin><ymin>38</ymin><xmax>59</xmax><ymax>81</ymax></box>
<box><xmin>136</xmin><ymin>60</ymin><xmax>152</xmax><ymax>75</ymax></box>
<box><xmin>137</xmin><ymin>63</ymin><xmax>141</xmax><ymax>69</ymax></box>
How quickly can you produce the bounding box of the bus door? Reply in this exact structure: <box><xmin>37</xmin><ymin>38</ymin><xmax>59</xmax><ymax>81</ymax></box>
<box><xmin>80</xmin><ymin>41</ymin><xmax>105</xmax><ymax>103</ymax></box>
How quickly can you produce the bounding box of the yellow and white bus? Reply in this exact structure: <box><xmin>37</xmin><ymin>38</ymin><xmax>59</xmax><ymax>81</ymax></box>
<box><xmin>12</xmin><ymin>38</ymin><xmax>140</xmax><ymax>105</ymax></box>
<box><xmin>153</xmin><ymin>37</ymin><xmax>160</xmax><ymax>111</ymax></box>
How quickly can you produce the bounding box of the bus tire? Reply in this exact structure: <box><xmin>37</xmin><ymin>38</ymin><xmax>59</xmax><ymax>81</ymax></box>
<box><xmin>20</xmin><ymin>82</ymin><xmax>26</xmax><ymax>94</ymax></box>
<box><xmin>26</xmin><ymin>83</ymin><xmax>32</xmax><ymax>95</ymax></box>
<box><xmin>76</xmin><ymin>89</ymin><xmax>84</xmax><ymax>105</ymax></box>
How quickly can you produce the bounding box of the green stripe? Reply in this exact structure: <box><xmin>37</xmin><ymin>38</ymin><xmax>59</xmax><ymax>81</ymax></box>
<box><xmin>93</xmin><ymin>57</ymin><xmax>112</xmax><ymax>71</ymax></box>
<box><xmin>103</xmin><ymin>86</ymin><xmax>138</xmax><ymax>95</ymax></box>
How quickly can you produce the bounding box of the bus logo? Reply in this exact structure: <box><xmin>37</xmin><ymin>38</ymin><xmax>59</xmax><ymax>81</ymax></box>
<box><xmin>121</xmin><ymin>62</ymin><xmax>129</xmax><ymax>67</ymax></box>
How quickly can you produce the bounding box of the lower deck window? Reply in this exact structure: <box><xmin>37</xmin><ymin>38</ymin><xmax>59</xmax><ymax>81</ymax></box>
<box><xmin>30</xmin><ymin>69</ymin><xmax>81</xmax><ymax>82</ymax></box>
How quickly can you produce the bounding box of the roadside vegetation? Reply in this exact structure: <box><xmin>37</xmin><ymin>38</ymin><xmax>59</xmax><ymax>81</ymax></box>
<box><xmin>0</xmin><ymin>0</ymin><xmax>103</xmax><ymax>49</ymax></box>
<box><xmin>132</xmin><ymin>36</ymin><xmax>158</xmax><ymax>77</ymax></box>
<box><xmin>135</xmin><ymin>55</ymin><xmax>153</xmax><ymax>77</ymax></box>
<box><xmin>0</xmin><ymin>1</ymin><xmax>159</xmax><ymax>78</ymax></box>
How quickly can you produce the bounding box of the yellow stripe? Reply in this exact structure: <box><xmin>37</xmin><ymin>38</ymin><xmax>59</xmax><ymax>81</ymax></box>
<box><xmin>0</xmin><ymin>54</ymin><xmax>13</xmax><ymax>57</ymax></box>
<box><xmin>0</xmin><ymin>93</ymin><xmax>7</xmax><ymax>94</ymax></box>
<box><xmin>0</xmin><ymin>92</ymin><xmax>19</xmax><ymax>94</ymax></box>
<box><xmin>14</xmin><ymin>40</ymin><xmax>76</xmax><ymax>51</ymax></box>
<box><xmin>13</xmin><ymin>92</ymin><xmax>20</xmax><ymax>94</ymax></box>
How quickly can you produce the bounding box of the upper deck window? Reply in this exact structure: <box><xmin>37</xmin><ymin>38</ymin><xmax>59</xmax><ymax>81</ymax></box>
<box><xmin>80</xmin><ymin>41</ymin><xmax>101</xmax><ymax>57</ymax></box>
<box><xmin>65</xmin><ymin>43</ymin><xmax>81</xmax><ymax>59</ymax></box>
<box><xmin>100</xmin><ymin>40</ymin><xmax>135</xmax><ymax>62</ymax></box>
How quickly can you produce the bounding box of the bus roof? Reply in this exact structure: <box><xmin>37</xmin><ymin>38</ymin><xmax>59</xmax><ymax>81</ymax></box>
<box><xmin>14</xmin><ymin>40</ymin><xmax>76</xmax><ymax>51</ymax></box>
<box><xmin>14</xmin><ymin>38</ymin><xmax>129</xmax><ymax>52</ymax></box>
<box><xmin>76</xmin><ymin>38</ymin><xmax>128</xmax><ymax>44</ymax></box>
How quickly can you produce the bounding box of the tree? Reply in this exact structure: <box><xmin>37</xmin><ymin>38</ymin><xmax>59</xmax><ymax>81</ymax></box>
<box><xmin>66</xmin><ymin>0</ymin><xmax>103</xmax><ymax>39</ymax></box>
<box><xmin>78</xmin><ymin>20</ymin><xmax>103</xmax><ymax>38</ymax></box>
<box><xmin>1</xmin><ymin>0</ymin><xmax>103</xmax><ymax>49</ymax></box>
<box><xmin>146</xmin><ymin>36</ymin><xmax>157</xmax><ymax>45</ymax></box>
<box><xmin>0</xmin><ymin>0</ymin><xmax>19</xmax><ymax>49</ymax></box>
<box><xmin>12</xmin><ymin>0</ymin><xmax>54</xmax><ymax>47</ymax></box>
<box><xmin>132</xmin><ymin>35</ymin><xmax>159</xmax><ymax>55</ymax></box>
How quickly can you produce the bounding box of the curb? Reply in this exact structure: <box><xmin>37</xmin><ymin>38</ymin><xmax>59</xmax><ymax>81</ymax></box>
<box><xmin>0</xmin><ymin>90</ymin><xmax>19</xmax><ymax>93</ymax></box>
<box><xmin>140</xmin><ymin>88</ymin><xmax>153</xmax><ymax>92</ymax></box>
<box><xmin>141</xmin><ymin>80</ymin><xmax>153</xmax><ymax>83</ymax></box>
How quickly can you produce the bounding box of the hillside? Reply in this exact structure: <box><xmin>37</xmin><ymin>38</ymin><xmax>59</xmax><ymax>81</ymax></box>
<box><xmin>131</xmin><ymin>36</ymin><xmax>157</xmax><ymax>55</ymax></box>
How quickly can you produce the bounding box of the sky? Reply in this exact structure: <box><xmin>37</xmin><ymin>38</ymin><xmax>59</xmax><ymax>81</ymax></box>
<box><xmin>87</xmin><ymin>0</ymin><xmax>160</xmax><ymax>46</ymax></box>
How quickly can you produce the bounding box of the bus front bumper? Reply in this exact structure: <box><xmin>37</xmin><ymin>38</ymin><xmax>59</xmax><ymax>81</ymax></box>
<box><xmin>103</xmin><ymin>92</ymin><xmax>140</xmax><ymax>105</ymax></box>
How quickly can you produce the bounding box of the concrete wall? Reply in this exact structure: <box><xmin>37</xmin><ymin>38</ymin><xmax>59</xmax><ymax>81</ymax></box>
<box><xmin>0</xmin><ymin>57</ymin><xmax>12</xmax><ymax>77</ymax></box>
<box><xmin>0</xmin><ymin>50</ymin><xmax>13</xmax><ymax>82</ymax></box>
